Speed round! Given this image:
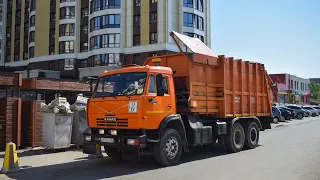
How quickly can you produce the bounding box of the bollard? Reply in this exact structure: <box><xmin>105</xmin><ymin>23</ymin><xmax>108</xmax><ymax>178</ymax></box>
<box><xmin>1</xmin><ymin>142</ymin><xmax>20</xmax><ymax>173</ymax></box>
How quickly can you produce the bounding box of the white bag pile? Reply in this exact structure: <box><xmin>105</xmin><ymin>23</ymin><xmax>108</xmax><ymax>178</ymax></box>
<box><xmin>41</xmin><ymin>97</ymin><xmax>72</xmax><ymax>114</ymax></box>
<box><xmin>70</xmin><ymin>94</ymin><xmax>88</xmax><ymax>111</ymax></box>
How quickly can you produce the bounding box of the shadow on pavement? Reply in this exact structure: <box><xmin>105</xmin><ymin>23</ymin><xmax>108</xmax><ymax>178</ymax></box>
<box><xmin>3</xmin><ymin>145</ymin><xmax>235</xmax><ymax>180</ymax></box>
<box><xmin>0</xmin><ymin>146</ymin><xmax>82</xmax><ymax>158</ymax></box>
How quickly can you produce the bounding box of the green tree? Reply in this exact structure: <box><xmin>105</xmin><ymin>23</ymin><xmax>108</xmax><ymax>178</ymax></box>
<box><xmin>289</xmin><ymin>93</ymin><xmax>296</xmax><ymax>104</ymax></box>
<box><xmin>310</xmin><ymin>81</ymin><xmax>320</xmax><ymax>100</ymax></box>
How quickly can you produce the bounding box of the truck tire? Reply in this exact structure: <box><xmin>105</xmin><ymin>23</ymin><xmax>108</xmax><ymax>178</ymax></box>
<box><xmin>154</xmin><ymin>128</ymin><xmax>182</xmax><ymax>166</ymax></box>
<box><xmin>244</xmin><ymin>121</ymin><xmax>259</xmax><ymax>149</ymax></box>
<box><xmin>224</xmin><ymin>123</ymin><xmax>245</xmax><ymax>153</ymax></box>
<box><xmin>105</xmin><ymin>146</ymin><xmax>122</xmax><ymax>160</ymax></box>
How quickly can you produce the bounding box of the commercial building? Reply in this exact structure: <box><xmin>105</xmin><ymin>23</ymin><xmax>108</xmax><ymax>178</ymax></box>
<box><xmin>270</xmin><ymin>73</ymin><xmax>311</xmax><ymax>105</ymax></box>
<box><xmin>2</xmin><ymin>0</ymin><xmax>211</xmax><ymax>80</ymax></box>
<box><xmin>0</xmin><ymin>0</ymin><xmax>3</xmax><ymax>66</ymax></box>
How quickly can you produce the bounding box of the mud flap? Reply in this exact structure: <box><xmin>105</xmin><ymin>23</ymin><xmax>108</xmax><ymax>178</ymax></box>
<box><xmin>83</xmin><ymin>143</ymin><xmax>99</xmax><ymax>155</ymax></box>
<box><xmin>259</xmin><ymin>116</ymin><xmax>272</xmax><ymax>130</ymax></box>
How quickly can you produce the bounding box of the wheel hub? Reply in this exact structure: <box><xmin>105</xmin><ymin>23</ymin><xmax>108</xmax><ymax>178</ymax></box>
<box><xmin>165</xmin><ymin>137</ymin><xmax>179</xmax><ymax>159</ymax></box>
<box><xmin>234</xmin><ymin>130</ymin><xmax>242</xmax><ymax>148</ymax></box>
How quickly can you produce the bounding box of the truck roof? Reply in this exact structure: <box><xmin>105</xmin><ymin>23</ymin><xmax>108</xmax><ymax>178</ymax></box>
<box><xmin>99</xmin><ymin>65</ymin><xmax>172</xmax><ymax>77</ymax></box>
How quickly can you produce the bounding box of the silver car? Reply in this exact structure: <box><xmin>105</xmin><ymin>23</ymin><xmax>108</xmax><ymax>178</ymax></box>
<box><xmin>302</xmin><ymin>106</ymin><xmax>319</xmax><ymax>117</ymax></box>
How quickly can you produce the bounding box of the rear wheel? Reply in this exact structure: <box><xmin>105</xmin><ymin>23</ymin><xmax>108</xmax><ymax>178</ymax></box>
<box><xmin>154</xmin><ymin>128</ymin><xmax>182</xmax><ymax>166</ymax></box>
<box><xmin>105</xmin><ymin>146</ymin><xmax>122</xmax><ymax>160</ymax></box>
<box><xmin>224</xmin><ymin>123</ymin><xmax>245</xmax><ymax>153</ymax></box>
<box><xmin>244</xmin><ymin>122</ymin><xmax>260</xmax><ymax>149</ymax></box>
<box><xmin>312</xmin><ymin>113</ymin><xmax>316</xmax><ymax>117</ymax></box>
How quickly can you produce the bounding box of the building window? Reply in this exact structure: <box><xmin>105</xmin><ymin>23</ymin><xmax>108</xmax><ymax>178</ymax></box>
<box><xmin>80</xmin><ymin>42</ymin><xmax>88</xmax><ymax>52</ymax></box>
<box><xmin>133</xmin><ymin>54</ymin><xmax>140</xmax><ymax>65</ymax></box>
<box><xmin>16</xmin><ymin>10</ymin><xmax>21</xmax><ymax>18</ymax></box>
<box><xmin>90</xmin><ymin>35</ymin><xmax>100</xmax><ymax>50</ymax></box>
<box><xmin>29</xmin><ymin>46</ymin><xmax>34</xmax><ymax>58</ymax></box>
<box><xmin>24</xmin><ymin>23</ymin><xmax>29</xmax><ymax>32</ymax></box>
<box><xmin>29</xmin><ymin>31</ymin><xmax>35</xmax><ymax>43</ymax></box>
<box><xmin>6</xmin><ymin>27</ymin><xmax>11</xmax><ymax>38</ymax></box>
<box><xmin>59</xmin><ymin>41</ymin><xmax>74</xmax><ymax>54</ymax></box>
<box><xmin>150</xmin><ymin>12</ymin><xmax>157</xmax><ymax>24</ymax></box>
<box><xmin>134</xmin><ymin>0</ymin><xmax>141</xmax><ymax>7</ymax></box>
<box><xmin>50</xmin><ymin>0</ymin><xmax>56</xmax><ymax>6</ymax></box>
<box><xmin>30</xmin><ymin>0</ymin><xmax>36</xmax><ymax>11</ymax></box>
<box><xmin>30</xmin><ymin>15</ymin><xmax>36</xmax><ymax>27</ymax></box>
<box><xmin>14</xmin><ymin>53</ymin><xmax>19</xmax><ymax>62</ymax></box>
<box><xmin>63</xmin><ymin>58</ymin><xmax>75</xmax><ymax>71</ymax></box>
<box><xmin>81</xmin><ymin>7</ymin><xmax>88</xmax><ymax>17</ymax></box>
<box><xmin>102</xmin><ymin>33</ymin><xmax>120</xmax><ymax>48</ymax></box>
<box><xmin>23</xmin><ymin>52</ymin><xmax>28</xmax><ymax>60</ymax></box>
<box><xmin>183</xmin><ymin>32</ymin><xmax>204</xmax><ymax>42</ymax></box>
<box><xmin>59</xmin><ymin>24</ymin><xmax>75</xmax><ymax>36</ymax></box>
<box><xmin>183</xmin><ymin>0</ymin><xmax>193</xmax><ymax>8</ymax></box>
<box><xmin>81</xmin><ymin>25</ymin><xmax>88</xmax><ymax>34</ymax></box>
<box><xmin>60</xmin><ymin>0</ymin><xmax>75</xmax><ymax>2</ymax></box>
<box><xmin>49</xmin><ymin>45</ymin><xmax>55</xmax><ymax>55</ymax></box>
<box><xmin>102</xmin><ymin>0</ymin><xmax>121</xmax><ymax>9</ymax></box>
<box><xmin>7</xmin><ymin>0</ymin><xmax>13</xmax><ymax>7</ymax></box>
<box><xmin>101</xmin><ymin>14</ymin><xmax>121</xmax><ymax>28</ymax></box>
<box><xmin>90</xmin><ymin>14</ymin><xmax>120</xmax><ymax>31</ymax></box>
<box><xmin>199</xmin><ymin>0</ymin><xmax>203</xmax><ymax>12</ymax></box>
<box><xmin>90</xmin><ymin>16</ymin><xmax>100</xmax><ymax>31</ymax></box>
<box><xmin>6</xmin><ymin>40</ymin><xmax>11</xmax><ymax>48</ymax></box>
<box><xmin>60</xmin><ymin>6</ymin><xmax>75</xmax><ymax>19</ymax></box>
<box><xmin>50</xmin><ymin>29</ymin><xmax>55</xmax><ymax>38</ymax></box>
<box><xmin>183</xmin><ymin>12</ymin><xmax>204</xmax><ymax>31</ymax></box>
<box><xmin>50</xmin><ymin>12</ymin><xmax>56</xmax><ymax>21</ymax></box>
<box><xmin>89</xmin><ymin>53</ymin><xmax>120</xmax><ymax>66</ymax></box>
<box><xmin>5</xmin><ymin>54</ymin><xmax>11</xmax><ymax>62</ymax></box>
<box><xmin>15</xmin><ymin>25</ymin><xmax>21</xmax><ymax>34</ymax></box>
<box><xmin>14</xmin><ymin>39</ymin><xmax>20</xmax><ymax>48</ymax></box>
<box><xmin>134</xmin><ymin>15</ymin><xmax>140</xmax><ymax>27</ymax></box>
<box><xmin>90</xmin><ymin>0</ymin><xmax>121</xmax><ymax>13</ymax></box>
<box><xmin>150</xmin><ymin>0</ymin><xmax>157</xmax><ymax>3</ymax></box>
<box><xmin>133</xmin><ymin>35</ymin><xmax>140</xmax><ymax>46</ymax></box>
<box><xmin>80</xmin><ymin>59</ymin><xmax>88</xmax><ymax>68</ymax></box>
<box><xmin>150</xmin><ymin>32</ymin><xmax>157</xmax><ymax>44</ymax></box>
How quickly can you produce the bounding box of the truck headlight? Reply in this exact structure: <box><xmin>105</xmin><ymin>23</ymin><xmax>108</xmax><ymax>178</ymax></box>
<box><xmin>110</xmin><ymin>130</ymin><xmax>117</xmax><ymax>136</ymax></box>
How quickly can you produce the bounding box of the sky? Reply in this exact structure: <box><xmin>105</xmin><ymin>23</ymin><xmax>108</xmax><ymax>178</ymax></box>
<box><xmin>210</xmin><ymin>0</ymin><xmax>320</xmax><ymax>78</ymax></box>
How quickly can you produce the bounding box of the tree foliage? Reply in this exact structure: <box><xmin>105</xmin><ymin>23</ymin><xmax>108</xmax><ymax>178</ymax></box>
<box><xmin>310</xmin><ymin>81</ymin><xmax>320</xmax><ymax>100</ymax></box>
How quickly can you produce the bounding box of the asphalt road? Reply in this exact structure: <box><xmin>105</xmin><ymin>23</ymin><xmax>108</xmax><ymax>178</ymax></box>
<box><xmin>1</xmin><ymin>117</ymin><xmax>320</xmax><ymax>180</ymax></box>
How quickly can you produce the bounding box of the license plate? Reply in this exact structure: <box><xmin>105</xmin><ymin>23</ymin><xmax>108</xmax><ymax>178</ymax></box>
<box><xmin>100</xmin><ymin>138</ymin><xmax>114</xmax><ymax>143</ymax></box>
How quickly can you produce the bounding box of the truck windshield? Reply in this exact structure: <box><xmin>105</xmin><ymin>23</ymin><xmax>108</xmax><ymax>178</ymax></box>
<box><xmin>94</xmin><ymin>72</ymin><xmax>147</xmax><ymax>97</ymax></box>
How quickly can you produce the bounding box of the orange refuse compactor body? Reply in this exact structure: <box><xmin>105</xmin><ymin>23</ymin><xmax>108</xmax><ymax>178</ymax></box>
<box><xmin>83</xmin><ymin>31</ymin><xmax>273</xmax><ymax>166</ymax></box>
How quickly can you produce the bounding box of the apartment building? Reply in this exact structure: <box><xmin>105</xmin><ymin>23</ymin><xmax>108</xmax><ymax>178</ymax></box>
<box><xmin>2</xmin><ymin>0</ymin><xmax>210</xmax><ymax>80</ymax></box>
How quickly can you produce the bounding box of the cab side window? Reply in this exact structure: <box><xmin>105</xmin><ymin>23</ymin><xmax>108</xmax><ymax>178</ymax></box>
<box><xmin>162</xmin><ymin>77</ymin><xmax>169</xmax><ymax>94</ymax></box>
<box><xmin>148</xmin><ymin>75</ymin><xmax>156</xmax><ymax>93</ymax></box>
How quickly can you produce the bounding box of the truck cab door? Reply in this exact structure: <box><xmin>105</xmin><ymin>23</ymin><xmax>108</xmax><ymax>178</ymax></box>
<box><xmin>145</xmin><ymin>74</ymin><xmax>175</xmax><ymax>129</ymax></box>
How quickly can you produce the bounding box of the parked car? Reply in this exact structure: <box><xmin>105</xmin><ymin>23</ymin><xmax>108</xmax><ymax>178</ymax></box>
<box><xmin>278</xmin><ymin>108</ymin><xmax>293</xmax><ymax>120</ymax></box>
<box><xmin>311</xmin><ymin>106</ymin><xmax>320</xmax><ymax>113</ymax></box>
<box><xmin>279</xmin><ymin>106</ymin><xmax>296</xmax><ymax>117</ymax></box>
<box><xmin>302</xmin><ymin>106</ymin><xmax>319</xmax><ymax>117</ymax></box>
<box><xmin>285</xmin><ymin>105</ymin><xmax>306</xmax><ymax>119</ymax></box>
<box><xmin>272</xmin><ymin>106</ymin><xmax>281</xmax><ymax>123</ymax></box>
<box><xmin>304</xmin><ymin>109</ymin><xmax>311</xmax><ymax>117</ymax></box>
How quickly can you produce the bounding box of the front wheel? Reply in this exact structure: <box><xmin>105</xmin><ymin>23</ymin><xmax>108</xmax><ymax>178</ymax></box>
<box><xmin>297</xmin><ymin>113</ymin><xmax>303</xmax><ymax>119</ymax></box>
<box><xmin>244</xmin><ymin>122</ymin><xmax>260</xmax><ymax>149</ymax></box>
<box><xmin>154</xmin><ymin>128</ymin><xmax>182</xmax><ymax>166</ymax></box>
<box><xmin>272</xmin><ymin>117</ymin><xmax>279</xmax><ymax>123</ymax></box>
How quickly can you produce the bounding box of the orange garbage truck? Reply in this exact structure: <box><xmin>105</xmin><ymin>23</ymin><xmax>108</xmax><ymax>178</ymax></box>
<box><xmin>83</xmin><ymin>31</ymin><xmax>273</xmax><ymax>166</ymax></box>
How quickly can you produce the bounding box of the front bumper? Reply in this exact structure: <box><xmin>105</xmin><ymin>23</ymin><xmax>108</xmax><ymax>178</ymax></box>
<box><xmin>82</xmin><ymin>132</ymin><xmax>147</xmax><ymax>155</ymax></box>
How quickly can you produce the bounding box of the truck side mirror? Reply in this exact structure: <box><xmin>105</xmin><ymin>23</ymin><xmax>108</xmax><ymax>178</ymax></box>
<box><xmin>156</xmin><ymin>73</ymin><xmax>165</xmax><ymax>96</ymax></box>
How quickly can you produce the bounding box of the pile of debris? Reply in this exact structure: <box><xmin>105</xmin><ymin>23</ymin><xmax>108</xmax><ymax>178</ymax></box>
<box><xmin>41</xmin><ymin>94</ymin><xmax>88</xmax><ymax>113</ymax></box>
